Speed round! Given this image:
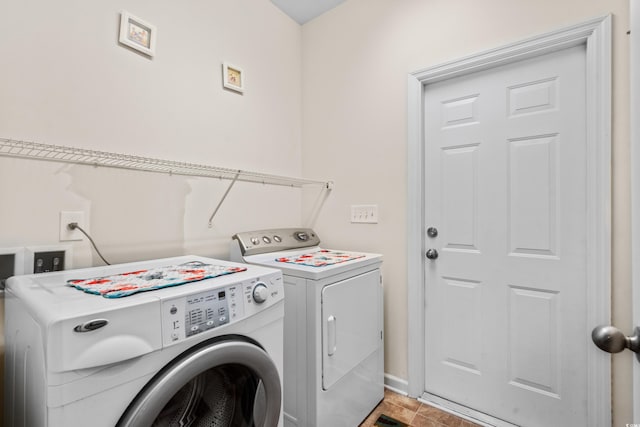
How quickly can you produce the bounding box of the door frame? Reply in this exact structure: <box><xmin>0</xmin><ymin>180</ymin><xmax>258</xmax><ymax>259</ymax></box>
<box><xmin>630</xmin><ymin>0</ymin><xmax>640</xmax><ymax>420</ymax></box>
<box><xmin>407</xmin><ymin>16</ymin><xmax>612</xmax><ymax>426</ymax></box>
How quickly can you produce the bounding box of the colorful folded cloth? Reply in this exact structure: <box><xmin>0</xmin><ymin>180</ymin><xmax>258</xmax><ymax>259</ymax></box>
<box><xmin>276</xmin><ymin>249</ymin><xmax>365</xmax><ymax>267</ymax></box>
<box><xmin>67</xmin><ymin>261</ymin><xmax>246</xmax><ymax>298</ymax></box>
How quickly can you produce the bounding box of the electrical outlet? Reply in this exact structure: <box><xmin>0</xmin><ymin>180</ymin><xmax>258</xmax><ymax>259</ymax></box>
<box><xmin>350</xmin><ymin>205</ymin><xmax>379</xmax><ymax>224</ymax></box>
<box><xmin>60</xmin><ymin>211</ymin><xmax>85</xmax><ymax>241</ymax></box>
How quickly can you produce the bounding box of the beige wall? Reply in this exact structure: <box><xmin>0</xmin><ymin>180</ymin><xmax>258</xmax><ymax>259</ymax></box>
<box><xmin>0</xmin><ymin>0</ymin><xmax>304</xmax><ymax>264</ymax></box>
<box><xmin>301</xmin><ymin>0</ymin><xmax>632</xmax><ymax>424</ymax></box>
<box><xmin>0</xmin><ymin>0</ymin><xmax>634</xmax><ymax>424</ymax></box>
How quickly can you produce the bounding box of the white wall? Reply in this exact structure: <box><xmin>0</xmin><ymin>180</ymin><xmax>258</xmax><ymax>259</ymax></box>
<box><xmin>301</xmin><ymin>0</ymin><xmax>632</xmax><ymax>424</ymax></box>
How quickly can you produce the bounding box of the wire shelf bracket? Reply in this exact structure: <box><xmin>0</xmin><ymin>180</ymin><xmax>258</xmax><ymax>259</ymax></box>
<box><xmin>0</xmin><ymin>137</ymin><xmax>333</xmax><ymax>226</ymax></box>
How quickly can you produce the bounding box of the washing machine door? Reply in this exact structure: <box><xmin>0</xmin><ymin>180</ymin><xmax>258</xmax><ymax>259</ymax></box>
<box><xmin>118</xmin><ymin>337</ymin><xmax>281</xmax><ymax>427</ymax></box>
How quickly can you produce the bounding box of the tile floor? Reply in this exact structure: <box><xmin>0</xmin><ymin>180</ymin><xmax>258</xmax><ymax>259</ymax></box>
<box><xmin>359</xmin><ymin>389</ymin><xmax>481</xmax><ymax>427</ymax></box>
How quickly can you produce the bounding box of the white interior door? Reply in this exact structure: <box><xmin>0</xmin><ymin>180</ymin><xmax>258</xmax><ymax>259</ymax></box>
<box><xmin>423</xmin><ymin>45</ymin><xmax>591</xmax><ymax>426</ymax></box>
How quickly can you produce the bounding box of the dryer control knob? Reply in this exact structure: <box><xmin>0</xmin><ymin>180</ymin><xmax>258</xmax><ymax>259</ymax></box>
<box><xmin>252</xmin><ymin>283</ymin><xmax>269</xmax><ymax>304</ymax></box>
<box><xmin>294</xmin><ymin>231</ymin><xmax>309</xmax><ymax>241</ymax></box>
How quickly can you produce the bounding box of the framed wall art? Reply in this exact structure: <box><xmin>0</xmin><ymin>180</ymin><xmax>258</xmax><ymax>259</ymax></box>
<box><xmin>222</xmin><ymin>62</ymin><xmax>244</xmax><ymax>93</ymax></box>
<box><xmin>119</xmin><ymin>11</ymin><xmax>157</xmax><ymax>57</ymax></box>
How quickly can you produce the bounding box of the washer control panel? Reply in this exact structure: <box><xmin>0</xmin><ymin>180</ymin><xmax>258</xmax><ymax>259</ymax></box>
<box><xmin>161</xmin><ymin>271</ymin><xmax>283</xmax><ymax>346</ymax></box>
<box><xmin>233</xmin><ymin>227</ymin><xmax>321</xmax><ymax>256</ymax></box>
<box><xmin>184</xmin><ymin>289</ymin><xmax>231</xmax><ymax>338</ymax></box>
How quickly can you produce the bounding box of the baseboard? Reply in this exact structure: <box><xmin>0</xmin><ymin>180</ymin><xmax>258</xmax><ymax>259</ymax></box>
<box><xmin>384</xmin><ymin>373</ymin><xmax>409</xmax><ymax>395</ymax></box>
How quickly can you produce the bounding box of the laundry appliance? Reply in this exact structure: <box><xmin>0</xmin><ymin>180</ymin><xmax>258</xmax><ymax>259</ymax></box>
<box><xmin>4</xmin><ymin>255</ymin><xmax>284</xmax><ymax>427</ymax></box>
<box><xmin>230</xmin><ymin>228</ymin><xmax>383</xmax><ymax>427</ymax></box>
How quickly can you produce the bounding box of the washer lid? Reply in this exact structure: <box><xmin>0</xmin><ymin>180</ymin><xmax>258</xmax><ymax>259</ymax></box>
<box><xmin>6</xmin><ymin>256</ymin><xmax>277</xmax><ymax>321</ymax></box>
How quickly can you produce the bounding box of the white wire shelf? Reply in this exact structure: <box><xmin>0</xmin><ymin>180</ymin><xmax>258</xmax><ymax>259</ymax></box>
<box><xmin>0</xmin><ymin>137</ymin><xmax>331</xmax><ymax>188</ymax></box>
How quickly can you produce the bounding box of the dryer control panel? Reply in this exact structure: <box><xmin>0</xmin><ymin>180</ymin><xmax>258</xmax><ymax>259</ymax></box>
<box><xmin>161</xmin><ymin>271</ymin><xmax>283</xmax><ymax>346</ymax></box>
<box><xmin>232</xmin><ymin>227</ymin><xmax>321</xmax><ymax>256</ymax></box>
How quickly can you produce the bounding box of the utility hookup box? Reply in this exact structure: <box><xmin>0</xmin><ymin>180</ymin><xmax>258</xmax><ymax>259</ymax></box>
<box><xmin>33</xmin><ymin>250</ymin><xmax>66</xmax><ymax>274</ymax></box>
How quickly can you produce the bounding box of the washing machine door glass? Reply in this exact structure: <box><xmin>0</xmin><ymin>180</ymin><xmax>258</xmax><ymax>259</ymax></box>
<box><xmin>118</xmin><ymin>339</ymin><xmax>281</xmax><ymax>427</ymax></box>
<box><xmin>153</xmin><ymin>364</ymin><xmax>262</xmax><ymax>426</ymax></box>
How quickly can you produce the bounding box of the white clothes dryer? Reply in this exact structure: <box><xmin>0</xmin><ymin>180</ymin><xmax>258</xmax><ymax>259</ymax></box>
<box><xmin>230</xmin><ymin>228</ymin><xmax>383</xmax><ymax>427</ymax></box>
<box><xmin>4</xmin><ymin>255</ymin><xmax>284</xmax><ymax>427</ymax></box>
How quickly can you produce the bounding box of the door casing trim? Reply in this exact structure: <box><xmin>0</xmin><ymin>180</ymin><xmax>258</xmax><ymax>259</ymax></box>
<box><xmin>630</xmin><ymin>0</ymin><xmax>640</xmax><ymax>420</ymax></box>
<box><xmin>407</xmin><ymin>15</ymin><xmax>612</xmax><ymax>427</ymax></box>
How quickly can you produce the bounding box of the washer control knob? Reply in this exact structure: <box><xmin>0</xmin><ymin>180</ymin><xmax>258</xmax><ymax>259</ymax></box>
<box><xmin>294</xmin><ymin>231</ymin><xmax>309</xmax><ymax>241</ymax></box>
<box><xmin>252</xmin><ymin>282</ymin><xmax>269</xmax><ymax>304</ymax></box>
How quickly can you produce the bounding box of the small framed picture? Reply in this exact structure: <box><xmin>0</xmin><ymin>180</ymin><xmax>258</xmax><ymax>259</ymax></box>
<box><xmin>223</xmin><ymin>62</ymin><xmax>244</xmax><ymax>93</ymax></box>
<box><xmin>119</xmin><ymin>11</ymin><xmax>156</xmax><ymax>57</ymax></box>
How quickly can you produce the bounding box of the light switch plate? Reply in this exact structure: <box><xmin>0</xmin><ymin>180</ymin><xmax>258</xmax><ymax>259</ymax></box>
<box><xmin>350</xmin><ymin>205</ymin><xmax>378</xmax><ymax>223</ymax></box>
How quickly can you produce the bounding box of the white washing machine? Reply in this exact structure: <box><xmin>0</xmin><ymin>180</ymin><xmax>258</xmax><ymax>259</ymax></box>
<box><xmin>230</xmin><ymin>228</ymin><xmax>383</xmax><ymax>427</ymax></box>
<box><xmin>4</xmin><ymin>255</ymin><xmax>284</xmax><ymax>427</ymax></box>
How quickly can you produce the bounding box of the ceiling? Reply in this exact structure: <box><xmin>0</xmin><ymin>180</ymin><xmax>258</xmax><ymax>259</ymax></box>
<box><xmin>270</xmin><ymin>0</ymin><xmax>346</xmax><ymax>25</ymax></box>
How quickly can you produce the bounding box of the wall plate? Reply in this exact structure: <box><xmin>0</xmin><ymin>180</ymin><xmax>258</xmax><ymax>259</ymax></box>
<box><xmin>0</xmin><ymin>247</ymin><xmax>25</xmax><ymax>286</ymax></box>
<box><xmin>350</xmin><ymin>204</ymin><xmax>379</xmax><ymax>224</ymax></box>
<box><xmin>60</xmin><ymin>211</ymin><xmax>85</xmax><ymax>241</ymax></box>
<box><xmin>24</xmin><ymin>245</ymin><xmax>73</xmax><ymax>274</ymax></box>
